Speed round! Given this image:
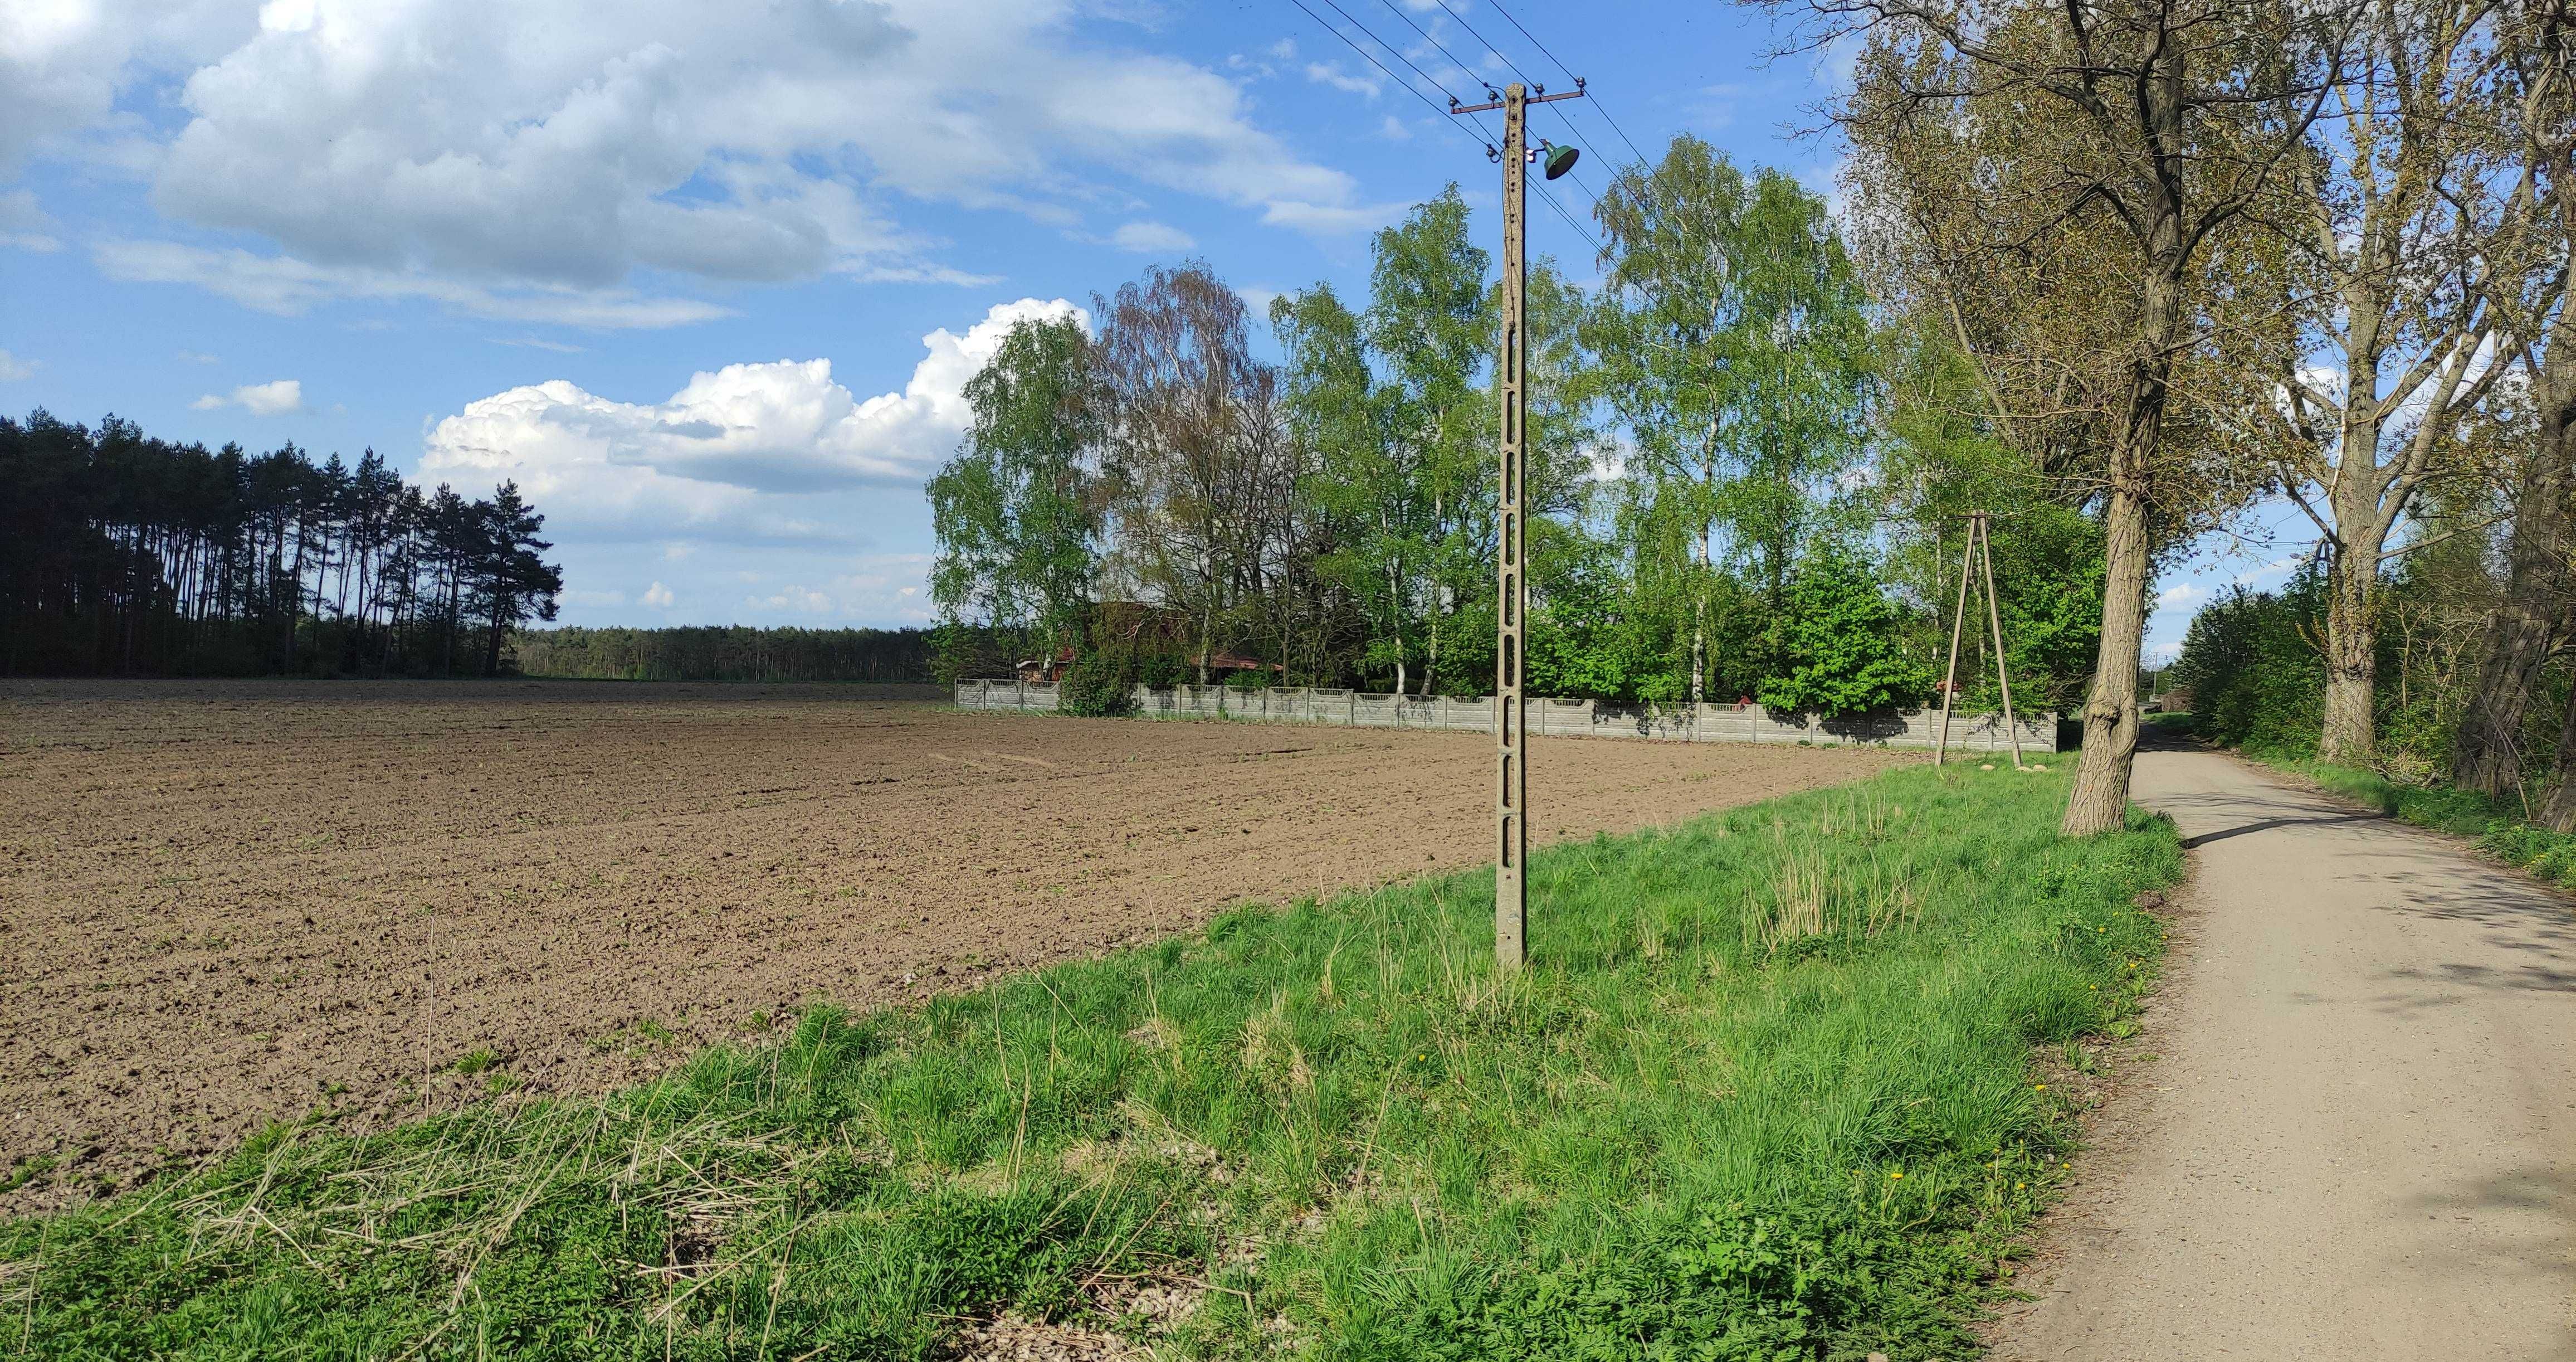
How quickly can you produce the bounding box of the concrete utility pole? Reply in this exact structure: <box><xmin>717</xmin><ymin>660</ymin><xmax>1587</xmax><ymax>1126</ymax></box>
<box><xmin>1453</xmin><ymin>80</ymin><xmax>1584</xmax><ymax>971</ymax></box>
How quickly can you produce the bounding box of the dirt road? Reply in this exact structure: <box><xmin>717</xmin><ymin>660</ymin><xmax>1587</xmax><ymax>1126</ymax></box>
<box><xmin>0</xmin><ymin>680</ymin><xmax>1905</xmax><ymax>1208</ymax></box>
<box><xmin>1994</xmin><ymin>748</ymin><xmax>2576</xmax><ymax>1360</ymax></box>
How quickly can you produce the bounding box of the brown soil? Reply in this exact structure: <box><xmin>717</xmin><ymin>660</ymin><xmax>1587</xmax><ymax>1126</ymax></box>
<box><xmin>1</xmin><ymin>679</ymin><xmax>1906</xmax><ymax>1208</ymax></box>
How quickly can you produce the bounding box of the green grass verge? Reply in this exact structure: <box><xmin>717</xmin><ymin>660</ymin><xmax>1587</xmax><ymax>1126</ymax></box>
<box><xmin>2250</xmin><ymin>757</ymin><xmax>2576</xmax><ymax>889</ymax></box>
<box><xmin>1</xmin><ymin>765</ymin><xmax>2180</xmax><ymax>1361</ymax></box>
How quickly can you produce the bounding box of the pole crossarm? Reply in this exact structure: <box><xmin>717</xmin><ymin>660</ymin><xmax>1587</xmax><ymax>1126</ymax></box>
<box><xmin>1449</xmin><ymin>87</ymin><xmax>1587</xmax><ymax>115</ymax></box>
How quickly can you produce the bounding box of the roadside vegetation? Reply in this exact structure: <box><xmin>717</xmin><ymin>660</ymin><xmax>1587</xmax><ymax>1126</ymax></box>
<box><xmin>1</xmin><ymin>763</ymin><xmax>2178</xmax><ymax>1360</ymax></box>
<box><xmin>2251</xmin><ymin>758</ymin><xmax>2576</xmax><ymax>892</ymax></box>
<box><xmin>2170</xmin><ymin>556</ymin><xmax>2576</xmax><ymax>889</ymax></box>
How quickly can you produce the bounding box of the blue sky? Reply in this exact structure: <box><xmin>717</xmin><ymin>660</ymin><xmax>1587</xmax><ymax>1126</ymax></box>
<box><xmin>0</xmin><ymin>0</ymin><xmax>2259</xmax><ymax>657</ymax></box>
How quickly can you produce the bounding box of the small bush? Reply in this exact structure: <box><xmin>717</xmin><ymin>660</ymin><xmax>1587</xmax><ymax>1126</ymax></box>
<box><xmin>1057</xmin><ymin>650</ymin><xmax>1138</xmax><ymax>717</ymax></box>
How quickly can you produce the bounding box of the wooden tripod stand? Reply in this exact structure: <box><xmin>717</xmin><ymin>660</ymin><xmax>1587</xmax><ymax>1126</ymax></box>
<box><xmin>1935</xmin><ymin>511</ymin><xmax>2026</xmax><ymax>768</ymax></box>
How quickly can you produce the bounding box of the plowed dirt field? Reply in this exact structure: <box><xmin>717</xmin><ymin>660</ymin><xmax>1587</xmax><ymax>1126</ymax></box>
<box><xmin>1</xmin><ymin>680</ymin><xmax>1907</xmax><ymax>1205</ymax></box>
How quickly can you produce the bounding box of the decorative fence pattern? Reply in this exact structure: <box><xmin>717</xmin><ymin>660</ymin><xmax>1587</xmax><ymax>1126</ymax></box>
<box><xmin>954</xmin><ymin>681</ymin><xmax>2056</xmax><ymax>753</ymax></box>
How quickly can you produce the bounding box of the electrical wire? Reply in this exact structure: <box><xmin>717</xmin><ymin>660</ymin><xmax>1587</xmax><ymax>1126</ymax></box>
<box><xmin>1374</xmin><ymin>0</ymin><xmax>1491</xmax><ymax>98</ymax></box>
<box><xmin>1486</xmin><ymin>0</ymin><xmax>1653</xmax><ymax>167</ymax></box>
<box><xmin>1533</xmin><ymin>180</ymin><xmax>1603</xmax><ymax>250</ymax></box>
<box><xmin>1399</xmin><ymin>0</ymin><xmax>1611</xmax><ymax>241</ymax></box>
<box><xmin>1284</xmin><ymin>0</ymin><xmax>1496</xmax><ymax>153</ymax></box>
<box><xmin>1427</xmin><ymin>0</ymin><xmax>1542</xmax><ymax>91</ymax></box>
<box><xmin>1280</xmin><ymin>0</ymin><xmax>1600</xmax><ymax>253</ymax></box>
<box><xmin>1316</xmin><ymin>0</ymin><xmax>1513</xmax><ymax>148</ymax></box>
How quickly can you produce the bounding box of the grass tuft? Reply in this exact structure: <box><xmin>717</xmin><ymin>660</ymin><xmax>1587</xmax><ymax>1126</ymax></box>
<box><xmin>1</xmin><ymin>763</ymin><xmax>2178</xmax><ymax>1359</ymax></box>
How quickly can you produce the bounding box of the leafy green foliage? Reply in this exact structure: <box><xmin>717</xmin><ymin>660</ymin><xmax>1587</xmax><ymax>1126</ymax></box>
<box><xmin>4</xmin><ymin>767</ymin><xmax>2179</xmax><ymax>1360</ymax></box>
<box><xmin>916</xmin><ymin>157</ymin><xmax>2111</xmax><ymax>718</ymax></box>
<box><xmin>928</xmin><ymin>315</ymin><xmax>1107</xmax><ymax>669</ymax></box>
<box><xmin>1589</xmin><ymin>138</ymin><xmax>1876</xmax><ymax>703</ymax></box>
<box><xmin>1058</xmin><ymin>649</ymin><xmax>1139</xmax><ymax>717</ymax></box>
<box><xmin>1759</xmin><ymin>538</ymin><xmax>1935</xmax><ymax>717</ymax></box>
<box><xmin>2171</xmin><ymin>572</ymin><xmax>2326</xmax><ymax>758</ymax></box>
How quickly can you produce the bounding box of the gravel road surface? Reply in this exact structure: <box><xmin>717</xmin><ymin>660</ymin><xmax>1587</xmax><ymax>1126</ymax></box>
<box><xmin>1994</xmin><ymin>747</ymin><xmax>2576</xmax><ymax>1360</ymax></box>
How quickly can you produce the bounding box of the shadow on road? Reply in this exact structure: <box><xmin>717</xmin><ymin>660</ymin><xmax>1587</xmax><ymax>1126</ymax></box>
<box><xmin>2179</xmin><ymin>810</ymin><xmax>2382</xmax><ymax>849</ymax></box>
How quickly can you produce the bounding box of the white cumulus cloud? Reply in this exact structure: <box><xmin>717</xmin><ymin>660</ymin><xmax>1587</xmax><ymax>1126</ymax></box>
<box><xmin>640</xmin><ymin>581</ymin><xmax>675</xmax><ymax>609</ymax></box>
<box><xmin>13</xmin><ymin>0</ymin><xmax>1373</xmax><ymax>321</ymax></box>
<box><xmin>1110</xmin><ymin>221</ymin><xmax>1196</xmax><ymax>254</ymax></box>
<box><xmin>0</xmin><ymin>189</ymin><xmax>62</xmax><ymax>252</ymax></box>
<box><xmin>2232</xmin><ymin>556</ymin><xmax>2302</xmax><ymax>586</ymax></box>
<box><xmin>420</xmin><ymin>296</ymin><xmax>1082</xmax><ymax>541</ymax></box>
<box><xmin>191</xmin><ymin>377</ymin><xmax>302</xmax><ymax>414</ymax></box>
<box><xmin>0</xmin><ymin>349</ymin><xmax>31</xmax><ymax>381</ymax></box>
<box><xmin>96</xmin><ymin>239</ymin><xmax>735</xmax><ymax>329</ymax></box>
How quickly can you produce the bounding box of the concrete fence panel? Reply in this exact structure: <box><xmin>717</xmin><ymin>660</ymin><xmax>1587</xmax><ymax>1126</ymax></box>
<box><xmin>955</xmin><ymin>680</ymin><xmax>2056</xmax><ymax>753</ymax></box>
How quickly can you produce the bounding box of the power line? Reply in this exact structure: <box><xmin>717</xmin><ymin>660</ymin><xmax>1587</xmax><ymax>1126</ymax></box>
<box><xmin>1396</xmin><ymin>0</ymin><xmax>1607</xmax><ymax>238</ymax></box>
<box><xmin>1427</xmin><ymin>0</ymin><xmax>1542</xmax><ymax>91</ymax></box>
<box><xmin>1483</xmin><ymin>0</ymin><xmax>1579</xmax><ymax>85</ymax></box>
<box><xmin>1284</xmin><ymin>0</ymin><xmax>1496</xmax><ymax>153</ymax></box>
<box><xmin>1318</xmin><ymin>0</ymin><xmax>1495</xmax><ymax>142</ymax></box>
<box><xmin>1484</xmin><ymin>0</ymin><xmax>1652</xmax><ymax>167</ymax></box>
<box><xmin>1374</xmin><ymin>0</ymin><xmax>1490</xmax><ymax>98</ymax></box>
<box><xmin>1536</xmin><ymin>189</ymin><xmax>1601</xmax><ymax>251</ymax></box>
<box><xmin>1284</xmin><ymin>0</ymin><xmax>1597</xmax><ymax>252</ymax></box>
<box><xmin>1314</xmin><ymin>0</ymin><xmax>1511</xmax><ymax>148</ymax></box>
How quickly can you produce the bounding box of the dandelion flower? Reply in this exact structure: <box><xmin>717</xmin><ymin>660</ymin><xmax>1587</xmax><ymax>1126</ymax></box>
<box><xmin>2033</xmin><ymin>1083</ymin><xmax>2047</xmax><ymax>1091</ymax></box>
<box><xmin>2016</xmin><ymin>1181</ymin><xmax>2026</xmax><ymax>1190</ymax></box>
<box><xmin>1890</xmin><ymin>1170</ymin><xmax>1903</xmax><ymax>1179</ymax></box>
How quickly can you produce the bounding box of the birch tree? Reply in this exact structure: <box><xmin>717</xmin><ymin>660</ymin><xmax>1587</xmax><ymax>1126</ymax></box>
<box><xmin>1593</xmin><ymin>137</ymin><xmax>1871</xmax><ymax>702</ymax></box>
<box><xmin>927</xmin><ymin>315</ymin><xmax>1108</xmax><ymax>668</ymax></box>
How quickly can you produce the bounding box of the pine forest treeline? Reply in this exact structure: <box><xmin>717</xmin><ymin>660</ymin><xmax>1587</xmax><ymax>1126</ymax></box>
<box><xmin>1</xmin><ymin>410</ymin><xmax>563</xmax><ymax>677</ymax></box>
<box><xmin>515</xmin><ymin>626</ymin><xmax>934</xmax><ymax>683</ymax></box>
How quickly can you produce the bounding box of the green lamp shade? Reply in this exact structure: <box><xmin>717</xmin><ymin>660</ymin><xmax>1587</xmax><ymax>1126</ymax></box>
<box><xmin>1543</xmin><ymin>144</ymin><xmax>1579</xmax><ymax>181</ymax></box>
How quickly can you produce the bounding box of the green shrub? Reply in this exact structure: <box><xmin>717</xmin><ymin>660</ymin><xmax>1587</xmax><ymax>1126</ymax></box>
<box><xmin>1057</xmin><ymin>650</ymin><xmax>1138</xmax><ymax>717</ymax></box>
<box><xmin>1757</xmin><ymin>536</ymin><xmax>1935</xmax><ymax>718</ymax></box>
<box><xmin>2173</xmin><ymin>575</ymin><xmax>2325</xmax><ymax>758</ymax></box>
